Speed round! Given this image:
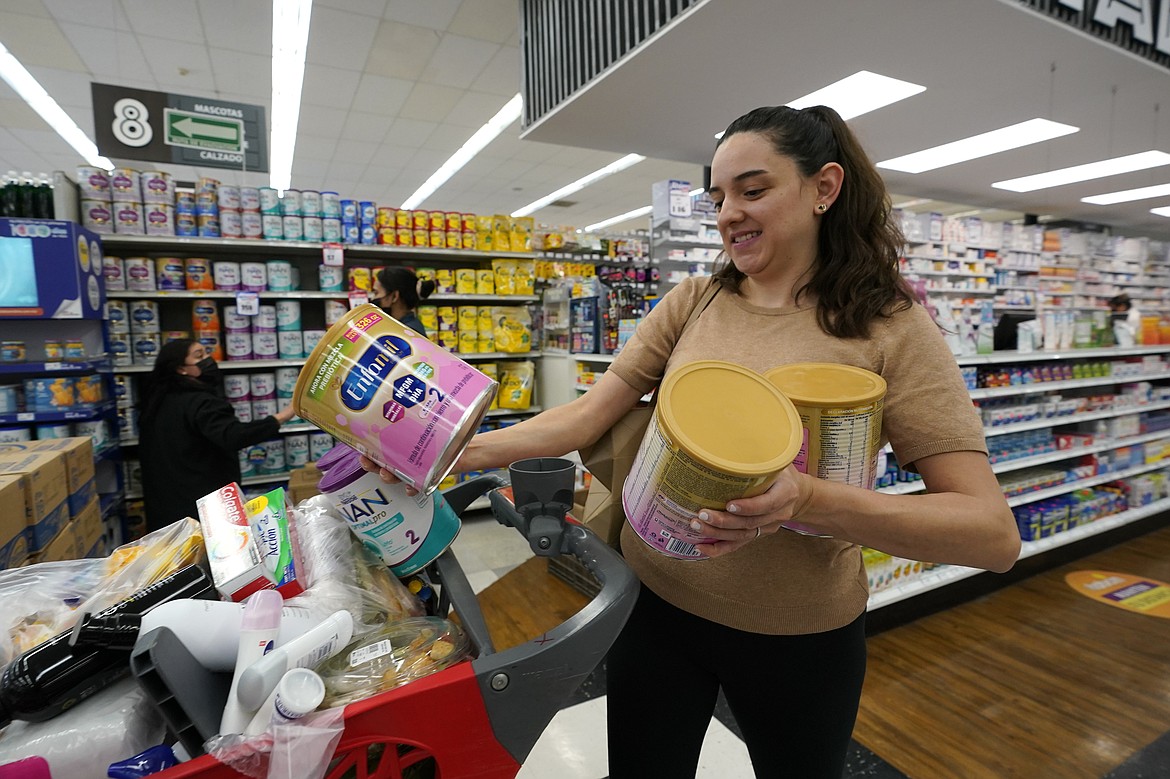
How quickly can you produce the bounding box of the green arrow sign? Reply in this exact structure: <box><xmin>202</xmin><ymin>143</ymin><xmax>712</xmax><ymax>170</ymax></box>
<box><xmin>163</xmin><ymin>109</ymin><xmax>243</xmax><ymax>152</ymax></box>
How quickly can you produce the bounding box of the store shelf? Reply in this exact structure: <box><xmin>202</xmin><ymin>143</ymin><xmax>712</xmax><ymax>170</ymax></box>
<box><xmin>988</xmin><ymin>430</ymin><xmax>1170</xmax><ymax>474</ymax></box>
<box><xmin>459</xmin><ymin>351</ymin><xmax>542</xmax><ymax>361</ymax></box>
<box><xmin>901</xmin><ymin>268</ymin><xmax>995</xmax><ymax>278</ymax></box>
<box><xmin>242</xmin><ymin>473</ymin><xmax>291</xmax><ymax>486</ymax></box>
<box><xmin>0</xmin><ymin>401</ymin><xmax>115</xmax><ymax>425</ymax></box>
<box><xmin>429</xmin><ymin>294</ymin><xmax>540</xmax><ymax>303</ymax></box>
<box><xmin>487</xmin><ymin>406</ymin><xmax>542</xmax><ymax>417</ymax></box>
<box><xmin>983</xmin><ymin>399</ymin><xmax>1170</xmax><ymax>438</ymax></box>
<box><xmin>115</xmin><ymin>358</ymin><xmax>306</xmax><ymax>373</ymax></box>
<box><xmin>572</xmin><ymin>353</ymin><xmax>618</xmax><ymax>363</ymax></box>
<box><xmin>955</xmin><ymin>344</ymin><xmax>1170</xmax><ymax>366</ymax></box>
<box><xmin>107</xmin><ymin>289</ymin><xmax>345</xmax><ymax>300</ymax></box>
<box><xmin>0</xmin><ymin>359</ymin><xmax>112</xmax><ymax>375</ymax></box>
<box><xmin>1005</xmin><ymin>459</ymin><xmax>1170</xmax><ymax>507</ymax></box>
<box><xmin>968</xmin><ymin>370</ymin><xmax>1170</xmax><ymax>399</ymax></box>
<box><xmin>100</xmin><ymin>234</ymin><xmax>540</xmax><ymax>261</ymax></box>
<box><xmin>867</xmin><ymin>496</ymin><xmax>1170</xmax><ymax>610</ymax></box>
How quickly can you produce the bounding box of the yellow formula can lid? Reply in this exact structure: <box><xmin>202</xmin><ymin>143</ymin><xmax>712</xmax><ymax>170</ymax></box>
<box><xmin>764</xmin><ymin>363</ymin><xmax>886</xmax><ymax>407</ymax></box>
<box><xmin>658</xmin><ymin>360</ymin><xmax>803</xmax><ymax>476</ymax></box>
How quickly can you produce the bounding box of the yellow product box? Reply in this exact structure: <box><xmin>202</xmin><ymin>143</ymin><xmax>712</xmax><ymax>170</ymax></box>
<box><xmin>30</xmin><ymin>437</ymin><xmax>95</xmax><ymax>518</ymax></box>
<box><xmin>492</xmin><ymin>306</ymin><xmax>531</xmax><ymax>353</ymax></box>
<box><xmin>395</xmin><ymin>209</ymin><xmax>412</xmax><ymax>228</ymax></box>
<box><xmin>498</xmin><ymin>361</ymin><xmax>535</xmax><ymax>409</ymax></box>
<box><xmin>428</xmin><ymin>210</ymin><xmax>446</xmax><ymax>231</ymax></box>
<box><xmin>396</xmin><ymin>228</ymin><xmax>413</xmax><ymax>246</ymax></box>
<box><xmin>437</xmin><ymin>331</ymin><xmax>459</xmax><ymax>352</ymax></box>
<box><xmin>477</xmin><ymin>335</ymin><xmax>495</xmax><ymax>353</ymax></box>
<box><xmin>475</xmin><ymin>231</ymin><xmax>492</xmax><ymax>252</ymax></box>
<box><xmin>457</xmin><ymin>305</ymin><xmax>479</xmax><ymax>331</ymax></box>
<box><xmin>461</xmin><ymin>213</ymin><xmax>477</xmax><ymax>232</ymax></box>
<box><xmin>514</xmin><ymin>260</ymin><xmax>536</xmax><ymax>295</ymax></box>
<box><xmin>510</xmin><ymin>216</ymin><xmax>534</xmax><ymax>252</ymax></box>
<box><xmin>70</xmin><ymin>495</ymin><xmax>104</xmax><ymax>559</ymax></box>
<box><xmin>475</xmin><ymin>215</ymin><xmax>493</xmax><ymax>233</ymax></box>
<box><xmin>0</xmin><ymin>474</ymin><xmax>29</xmax><ymax>569</ymax></box>
<box><xmin>434</xmin><ymin>268</ymin><xmax>455</xmax><ymax>294</ymax></box>
<box><xmin>479</xmin><ymin>362</ymin><xmax>499</xmax><ymax>409</ymax></box>
<box><xmin>455</xmin><ymin>268</ymin><xmax>477</xmax><ymax>294</ymax></box>
<box><xmin>493</xmin><ymin>215</ymin><xmax>512</xmax><ymax>251</ymax></box>
<box><xmin>461</xmin><ymin>231</ymin><xmax>476</xmax><ymax>251</ymax></box>
<box><xmin>412</xmin><ymin>228</ymin><xmax>429</xmax><ymax>247</ymax></box>
<box><xmin>446</xmin><ymin>229</ymin><xmax>462</xmax><ymax>250</ymax></box>
<box><xmin>476</xmin><ymin>269</ymin><xmax>495</xmax><ymax>295</ymax></box>
<box><xmin>417</xmin><ymin>305</ymin><xmax>438</xmax><ymax>330</ymax></box>
<box><xmin>477</xmin><ymin>306</ymin><xmax>494</xmax><ymax>335</ymax></box>
<box><xmin>429</xmin><ymin>230</ymin><xmax>446</xmax><ymax>249</ymax></box>
<box><xmin>492</xmin><ymin>259</ymin><xmax>517</xmax><ymax>295</ymax></box>
<box><xmin>412</xmin><ymin>210</ymin><xmax>430</xmax><ymax>230</ymax></box>
<box><xmin>445</xmin><ymin>212</ymin><xmax>462</xmax><ymax>231</ymax></box>
<box><xmin>0</xmin><ymin>450</ymin><xmax>68</xmax><ymax>553</ymax></box>
<box><xmin>458</xmin><ymin>330</ymin><xmax>478</xmax><ymax>354</ymax></box>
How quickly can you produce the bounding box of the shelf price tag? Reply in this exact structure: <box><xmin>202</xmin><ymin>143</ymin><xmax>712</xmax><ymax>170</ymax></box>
<box><xmin>236</xmin><ymin>291</ymin><xmax>260</xmax><ymax>316</ymax></box>
<box><xmin>323</xmin><ymin>243</ymin><xmax>344</xmax><ymax>267</ymax></box>
<box><xmin>16</xmin><ymin>413</ymin><xmax>33</xmax><ymax>422</ymax></box>
<box><xmin>348</xmin><ymin>292</ymin><xmax>369</xmax><ymax>309</ymax></box>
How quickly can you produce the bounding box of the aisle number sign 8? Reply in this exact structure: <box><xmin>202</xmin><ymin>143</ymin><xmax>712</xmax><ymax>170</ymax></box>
<box><xmin>91</xmin><ymin>83</ymin><xmax>268</xmax><ymax>172</ymax></box>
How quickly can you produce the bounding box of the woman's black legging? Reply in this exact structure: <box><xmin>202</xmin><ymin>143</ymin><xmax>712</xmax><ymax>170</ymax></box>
<box><xmin>606</xmin><ymin>586</ymin><xmax>867</xmax><ymax>778</ymax></box>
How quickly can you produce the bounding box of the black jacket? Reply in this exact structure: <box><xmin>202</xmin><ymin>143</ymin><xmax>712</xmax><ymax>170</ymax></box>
<box><xmin>138</xmin><ymin>381</ymin><xmax>281</xmax><ymax>531</ymax></box>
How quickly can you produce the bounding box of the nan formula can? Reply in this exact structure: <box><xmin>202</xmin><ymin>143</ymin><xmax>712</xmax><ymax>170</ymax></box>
<box><xmin>622</xmin><ymin>361</ymin><xmax>803</xmax><ymax>560</ymax></box>
<box><xmin>764</xmin><ymin>363</ymin><xmax>886</xmax><ymax>536</ymax></box>
<box><xmin>293</xmin><ymin>303</ymin><xmax>497</xmax><ymax>494</ymax></box>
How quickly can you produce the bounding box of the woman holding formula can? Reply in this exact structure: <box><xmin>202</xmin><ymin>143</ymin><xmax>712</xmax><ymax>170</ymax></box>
<box><xmin>371</xmin><ymin>266</ymin><xmax>436</xmax><ymax>336</ymax></box>
<box><xmin>364</xmin><ymin>105</ymin><xmax>1019</xmax><ymax>777</ymax></box>
<box><xmin>138</xmin><ymin>339</ymin><xmax>296</xmax><ymax>532</ymax></box>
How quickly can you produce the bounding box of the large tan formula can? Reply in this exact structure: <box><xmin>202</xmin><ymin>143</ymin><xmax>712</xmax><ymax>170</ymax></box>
<box><xmin>764</xmin><ymin>363</ymin><xmax>886</xmax><ymax>535</ymax></box>
<box><xmin>621</xmin><ymin>361</ymin><xmax>803</xmax><ymax>560</ymax></box>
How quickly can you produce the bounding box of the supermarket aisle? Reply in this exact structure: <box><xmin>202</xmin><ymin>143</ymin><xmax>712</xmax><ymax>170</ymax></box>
<box><xmin>452</xmin><ymin>513</ymin><xmax>1170</xmax><ymax>778</ymax></box>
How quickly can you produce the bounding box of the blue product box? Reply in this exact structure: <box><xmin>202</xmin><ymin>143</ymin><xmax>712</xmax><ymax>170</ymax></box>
<box><xmin>0</xmin><ymin>219</ymin><xmax>105</xmax><ymax>319</ymax></box>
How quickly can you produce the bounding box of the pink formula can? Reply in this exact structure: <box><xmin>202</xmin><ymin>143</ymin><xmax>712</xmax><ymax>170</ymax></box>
<box><xmin>293</xmin><ymin>303</ymin><xmax>497</xmax><ymax>494</ymax></box>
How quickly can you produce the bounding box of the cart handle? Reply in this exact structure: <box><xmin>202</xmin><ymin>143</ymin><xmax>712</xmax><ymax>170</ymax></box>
<box><xmin>467</xmin><ymin>484</ymin><xmax>637</xmax><ymax>765</ymax></box>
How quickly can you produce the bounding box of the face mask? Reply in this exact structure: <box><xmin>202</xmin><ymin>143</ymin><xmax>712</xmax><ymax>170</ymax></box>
<box><xmin>194</xmin><ymin>356</ymin><xmax>221</xmax><ymax>385</ymax></box>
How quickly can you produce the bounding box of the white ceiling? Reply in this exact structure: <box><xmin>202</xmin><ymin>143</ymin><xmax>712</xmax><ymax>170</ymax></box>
<box><xmin>3</xmin><ymin>0</ymin><xmax>1170</xmax><ymax>239</ymax></box>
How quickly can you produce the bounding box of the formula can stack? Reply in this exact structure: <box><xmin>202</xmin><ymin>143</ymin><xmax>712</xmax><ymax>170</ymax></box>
<box><xmin>129</xmin><ymin>299</ymin><xmax>161</xmax><ymax>366</ymax></box>
<box><xmin>141</xmin><ymin>171</ymin><xmax>175</xmax><ymax>236</ymax></box>
<box><xmin>195</xmin><ymin>178</ymin><xmax>221</xmax><ymax>238</ymax></box>
<box><xmin>259</xmin><ymin>187</ymin><xmax>282</xmax><ymax>240</ymax></box>
<box><xmin>240</xmin><ymin>187</ymin><xmax>262</xmax><ymax>239</ymax></box>
<box><xmin>321</xmin><ymin>191</ymin><xmax>341</xmax><ymax>243</ymax></box>
<box><xmin>281</xmin><ymin>189</ymin><xmax>303</xmax><ymax>241</ymax></box>
<box><xmin>223</xmin><ymin>303</ymin><xmax>252</xmax><ymax>362</ymax></box>
<box><xmin>110</xmin><ymin>168</ymin><xmax>144</xmax><ymax>235</ymax></box>
<box><xmin>192</xmin><ymin>299</ymin><xmax>222</xmax><ymax>362</ymax></box>
<box><xmin>175</xmin><ymin>187</ymin><xmax>196</xmax><ymax>236</ymax></box>
<box><xmin>218</xmin><ymin>184</ymin><xmax>242</xmax><ymax>239</ymax></box>
<box><xmin>77</xmin><ymin>167</ymin><xmax>113</xmax><ymax>234</ymax></box>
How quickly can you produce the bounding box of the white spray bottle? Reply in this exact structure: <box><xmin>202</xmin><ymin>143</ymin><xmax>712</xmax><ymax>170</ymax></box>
<box><xmin>219</xmin><ymin>589</ymin><xmax>283</xmax><ymax>735</ymax></box>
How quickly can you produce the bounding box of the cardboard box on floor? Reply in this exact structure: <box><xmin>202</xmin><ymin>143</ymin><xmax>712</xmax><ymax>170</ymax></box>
<box><xmin>0</xmin><ymin>450</ymin><xmax>68</xmax><ymax>552</ymax></box>
<box><xmin>0</xmin><ymin>474</ymin><xmax>30</xmax><ymax>569</ymax></box>
<box><xmin>36</xmin><ymin>522</ymin><xmax>75</xmax><ymax>563</ymax></box>
<box><xmin>29</xmin><ymin>437</ymin><xmax>95</xmax><ymax>517</ymax></box>
<box><xmin>288</xmin><ymin>464</ymin><xmax>322</xmax><ymax>505</ymax></box>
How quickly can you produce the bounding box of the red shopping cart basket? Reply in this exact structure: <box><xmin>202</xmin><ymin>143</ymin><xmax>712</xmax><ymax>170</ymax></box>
<box><xmin>149</xmin><ymin>458</ymin><xmax>637</xmax><ymax>779</ymax></box>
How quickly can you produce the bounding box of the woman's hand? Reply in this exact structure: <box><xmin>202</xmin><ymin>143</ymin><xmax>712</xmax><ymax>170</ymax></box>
<box><xmin>690</xmin><ymin>467</ymin><xmax>818</xmax><ymax>558</ymax></box>
<box><xmin>358</xmin><ymin>454</ymin><xmax>419</xmax><ymax>496</ymax></box>
<box><xmin>274</xmin><ymin>403</ymin><xmax>296</xmax><ymax>424</ymax></box>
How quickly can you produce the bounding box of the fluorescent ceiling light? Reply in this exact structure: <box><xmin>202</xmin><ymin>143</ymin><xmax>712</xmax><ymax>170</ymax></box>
<box><xmin>877</xmin><ymin>119</ymin><xmax>1079</xmax><ymax>174</ymax></box>
<box><xmin>511</xmin><ymin>153</ymin><xmax>646</xmax><ymax>217</ymax></box>
<box><xmin>269</xmin><ymin>0</ymin><xmax>313</xmax><ymax>193</ymax></box>
<box><xmin>995</xmin><ymin>150</ymin><xmax>1170</xmax><ymax>193</ymax></box>
<box><xmin>713</xmin><ymin>70</ymin><xmax>925</xmax><ymax>140</ymax></box>
<box><xmin>0</xmin><ymin>41</ymin><xmax>112</xmax><ymax>169</ymax></box>
<box><xmin>786</xmin><ymin>70</ymin><xmax>925</xmax><ymax>120</ymax></box>
<box><xmin>401</xmin><ymin>93</ymin><xmax>522</xmax><ymax>210</ymax></box>
<box><xmin>1150</xmin><ymin>206</ymin><xmax>1170</xmax><ymax>218</ymax></box>
<box><xmin>1082</xmin><ymin>180</ymin><xmax>1170</xmax><ymax>206</ymax></box>
<box><xmin>583</xmin><ymin>205</ymin><xmax>652</xmax><ymax>232</ymax></box>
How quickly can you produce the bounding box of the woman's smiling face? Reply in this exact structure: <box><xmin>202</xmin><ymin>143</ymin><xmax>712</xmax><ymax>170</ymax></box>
<box><xmin>708</xmin><ymin>131</ymin><xmax>825</xmax><ymax>282</ymax></box>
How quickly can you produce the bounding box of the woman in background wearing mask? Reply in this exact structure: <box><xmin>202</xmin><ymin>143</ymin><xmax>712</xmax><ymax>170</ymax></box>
<box><xmin>138</xmin><ymin>339</ymin><xmax>295</xmax><ymax>532</ymax></box>
<box><xmin>371</xmin><ymin>266</ymin><xmax>436</xmax><ymax>335</ymax></box>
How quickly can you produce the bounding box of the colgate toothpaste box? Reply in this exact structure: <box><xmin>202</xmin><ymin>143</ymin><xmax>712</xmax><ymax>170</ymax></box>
<box><xmin>197</xmin><ymin>482</ymin><xmax>270</xmax><ymax>601</ymax></box>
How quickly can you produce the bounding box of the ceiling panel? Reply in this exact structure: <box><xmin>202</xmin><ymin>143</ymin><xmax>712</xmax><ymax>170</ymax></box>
<box><xmin>0</xmin><ymin>11</ymin><xmax>86</xmax><ymax>71</ymax></box>
<box><xmin>398</xmin><ymin>83</ymin><xmax>465</xmax><ymax>122</ymax></box>
<box><xmin>56</xmin><ymin>22</ymin><xmax>152</xmax><ymax>81</ymax></box>
<box><xmin>351</xmin><ymin>73</ymin><xmax>414</xmax><ymax>116</ymax></box>
<box><xmin>382</xmin><ymin>0</ymin><xmax>461</xmax><ymax>31</ymax></box>
<box><xmin>121</xmin><ymin>0</ymin><xmax>206</xmax><ymax>44</ymax></box>
<box><xmin>300</xmin><ymin>64</ymin><xmax>361</xmax><ymax>109</ymax></box>
<box><xmin>418</xmin><ymin>35</ymin><xmax>500</xmax><ymax>90</ymax></box>
<box><xmin>364</xmin><ymin>21</ymin><xmax>440</xmax><ymax>81</ymax></box>
<box><xmin>197</xmin><ymin>0</ymin><xmax>271</xmax><ymax>55</ymax></box>
<box><xmin>306</xmin><ymin>6</ymin><xmax>379</xmax><ymax>72</ymax></box>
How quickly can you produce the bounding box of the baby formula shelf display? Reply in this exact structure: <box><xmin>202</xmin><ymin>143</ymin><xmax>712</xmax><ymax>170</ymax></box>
<box><xmin>866</xmin><ymin>343</ymin><xmax>1170</xmax><ymax>611</ymax></box>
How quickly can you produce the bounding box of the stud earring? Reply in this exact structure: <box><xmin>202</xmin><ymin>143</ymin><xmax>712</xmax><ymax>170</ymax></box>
<box><xmin>816</xmin><ymin>203</ymin><xmax>828</xmax><ymax>213</ymax></box>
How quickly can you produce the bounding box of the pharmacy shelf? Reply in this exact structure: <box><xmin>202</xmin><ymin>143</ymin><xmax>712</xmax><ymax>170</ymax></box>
<box><xmin>572</xmin><ymin>353</ymin><xmax>618</xmax><ymax>363</ymax></box>
<box><xmin>900</xmin><ymin>268</ymin><xmax>995</xmax><ymax>278</ymax></box>
<box><xmin>982</xmin><ymin>399</ymin><xmax>1170</xmax><ymax>438</ymax></box>
<box><xmin>100</xmin><ymin>234</ymin><xmax>540</xmax><ymax>261</ymax></box>
<box><xmin>968</xmin><ymin>370</ymin><xmax>1170</xmax><ymax>400</ymax></box>
<box><xmin>921</xmin><ymin>288</ymin><xmax>997</xmax><ymax>295</ymax></box>
<box><xmin>988</xmin><ymin>430</ymin><xmax>1170</xmax><ymax>474</ymax></box>
<box><xmin>429</xmin><ymin>294</ymin><xmax>540</xmax><ymax>303</ymax></box>
<box><xmin>1004</xmin><ymin>460</ymin><xmax>1170</xmax><ymax>507</ymax></box>
<box><xmin>460</xmin><ymin>351</ymin><xmax>543</xmax><ymax>361</ymax></box>
<box><xmin>955</xmin><ymin>345</ymin><xmax>1170</xmax><ymax>366</ymax></box>
<box><xmin>241</xmin><ymin>473</ymin><xmax>290</xmax><ymax>486</ymax></box>
<box><xmin>868</xmin><ymin>496</ymin><xmax>1170</xmax><ymax>610</ymax></box>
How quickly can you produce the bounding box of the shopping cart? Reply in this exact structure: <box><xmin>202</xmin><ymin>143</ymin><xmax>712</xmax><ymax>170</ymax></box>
<box><xmin>152</xmin><ymin>457</ymin><xmax>638</xmax><ymax>779</ymax></box>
